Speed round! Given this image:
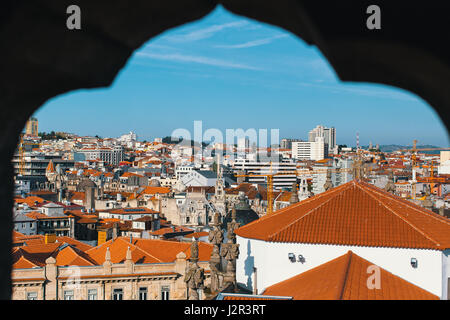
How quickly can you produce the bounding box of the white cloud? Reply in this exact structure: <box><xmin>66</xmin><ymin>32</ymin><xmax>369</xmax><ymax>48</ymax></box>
<box><xmin>215</xmin><ymin>34</ymin><xmax>288</xmax><ymax>49</ymax></box>
<box><xmin>136</xmin><ymin>52</ymin><xmax>259</xmax><ymax>70</ymax></box>
<box><xmin>167</xmin><ymin>21</ymin><xmax>248</xmax><ymax>42</ymax></box>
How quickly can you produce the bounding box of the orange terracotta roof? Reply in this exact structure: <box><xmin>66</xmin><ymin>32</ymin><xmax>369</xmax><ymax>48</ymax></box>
<box><xmin>69</xmin><ymin>191</ymin><xmax>85</xmax><ymax>201</ymax></box>
<box><xmin>108</xmin><ymin>207</ymin><xmax>158</xmax><ymax>215</ymax></box>
<box><xmin>86</xmin><ymin>237</ymin><xmax>212</xmax><ymax>265</ymax></box>
<box><xmin>184</xmin><ymin>232</ymin><xmax>209</xmax><ymax>238</ymax></box>
<box><xmin>235</xmin><ymin>180</ymin><xmax>450</xmax><ymax>250</ymax></box>
<box><xmin>55</xmin><ymin>245</ymin><xmax>96</xmax><ymax>266</ymax></box>
<box><xmin>263</xmin><ymin>251</ymin><xmax>439</xmax><ymax>300</ymax></box>
<box><xmin>57</xmin><ymin>272</ymin><xmax>177</xmax><ymax>280</ymax></box>
<box><xmin>141</xmin><ymin>186</ymin><xmax>171</xmax><ymax>195</ymax></box>
<box><xmin>149</xmin><ymin>226</ymin><xmax>192</xmax><ymax>236</ymax></box>
<box><xmin>15</xmin><ymin>196</ymin><xmax>46</xmax><ymax>207</ymax></box>
<box><xmin>46</xmin><ymin>160</ymin><xmax>55</xmax><ymax>173</ymax></box>
<box><xmin>86</xmin><ymin>237</ymin><xmax>164</xmax><ymax>264</ymax></box>
<box><xmin>13</xmin><ymin>234</ymin><xmax>93</xmax><ymax>252</ymax></box>
<box><xmin>121</xmin><ymin>172</ymin><xmax>145</xmax><ymax>178</ymax></box>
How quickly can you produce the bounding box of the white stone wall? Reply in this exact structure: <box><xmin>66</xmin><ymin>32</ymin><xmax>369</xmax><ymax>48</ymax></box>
<box><xmin>236</xmin><ymin>236</ymin><xmax>446</xmax><ymax>299</ymax></box>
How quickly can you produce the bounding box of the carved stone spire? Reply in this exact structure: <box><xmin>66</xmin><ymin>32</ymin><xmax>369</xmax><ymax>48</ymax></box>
<box><xmin>384</xmin><ymin>171</ymin><xmax>396</xmax><ymax>193</ymax></box>
<box><xmin>289</xmin><ymin>182</ymin><xmax>299</xmax><ymax>204</ymax></box>
<box><xmin>323</xmin><ymin>170</ymin><xmax>333</xmax><ymax>191</ymax></box>
<box><xmin>422</xmin><ymin>185</ymin><xmax>433</xmax><ymax>210</ymax></box>
<box><xmin>184</xmin><ymin>238</ymin><xmax>205</xmax><ymax>300</ymax></box>
<box><xmin>126</xmin><ymin>246</ymin><xmax>132</xmax><ymax>261</ymax></box>
<box><xmin>104</xmin><ymin>247</ymin><xmax>111</xmax><ymax>266</ymax></box>
<box><xmin>221</xmin><ymin>208</ymin><xmax>240</xmax><ymax>292</ymax></box>
<box><xmin>208</xmin><ymin>210</ymin><xmax>224</xmax><ymax>294</ymax></box>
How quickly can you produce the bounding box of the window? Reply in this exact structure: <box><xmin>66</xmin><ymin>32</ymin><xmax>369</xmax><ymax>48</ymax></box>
<box><xmin>161</xmin><ymin>286</ymin><xmax>170</xmax><ymax>300</ymax></box>
<box><xmin>27</xmin><ymin>292</ymin><xmax>38</xmax><ymax>300</ymax></box>
<box><xmin>22</xmin><ymin>223</ymin><xmax>26</xmax><ymax>228</ymax></box>
<box><xmin>88</xmin><ymin>289</ymin><xmax>97</xmax><ymax>300</ymax></box>
<box><xmin>139</xmin><ymin>287</ymin><xmax>147</xmax><ymax>300</ymax></box>
<box><xmin>112</xmin><ymin>288</ymin><xmax>123</xmax><ymax>300</ymax></box>
<box><xmin>64</xmin><ymin>290</ymin><xmax>74</xmax><ymax>300</ymax></box>
<box><xmin>30</xmin><ymin>222</ymin><xmax>33</xmax><ymax>228</ymax></box>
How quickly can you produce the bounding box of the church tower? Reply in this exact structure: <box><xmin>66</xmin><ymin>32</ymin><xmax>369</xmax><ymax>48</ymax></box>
<box><xmin>213</xmin><ymin>153</ymin><xmax>227</xmax><ymax>216</ymax></box>
<box><xmin>298</xmin><ymin>177</ymin><xmax>311</xmax><ymax>201</ymax></box>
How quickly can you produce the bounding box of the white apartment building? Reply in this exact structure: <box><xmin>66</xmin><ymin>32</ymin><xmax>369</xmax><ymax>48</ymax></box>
<box><xmin>311</xmin><ymin>158</ymin><xmax>353</xmax><ymax>194</ymax></box>
<box><xmin>308</xmin><ymin>125</ymin><xmax>336</xmax><ymax>152</ymax></box>
<box><xmin>118</xmin><ymin>131</ymin><xmax>137</xmax><ymax>142</ymax></box>
<box><xmin>175</xmin><ymin>164</ymin><xmax>194</xmax><ymax>180</ymax></box>
<box><xmin>237</xmin><ymin>137</ymin><xmax>250</xmax><ymax>152</ymax></box>
<box><xmin>438</xmin><ymin>151</ymin><xmax>450</xmax><ymax>175</ymax></box>
<box><xmin>233</xmin><ymin>158</ymin><xmax>297</xmax><ymax>190</ymax></box>
<box><xmin>75</xmin><ymin>146</ymin><xmax>124</xmax><ymax>165</ymax></box>
<box><xmin>292</xmin><ymin>137</ymin><xmax>327</xmax><ymax>161</ymax></box>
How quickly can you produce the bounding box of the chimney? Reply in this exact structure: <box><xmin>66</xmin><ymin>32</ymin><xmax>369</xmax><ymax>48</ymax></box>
<box><xmin>253</xmin><ymin>267</ymin><xmax>257</xmax><ymax>295</ymax></box>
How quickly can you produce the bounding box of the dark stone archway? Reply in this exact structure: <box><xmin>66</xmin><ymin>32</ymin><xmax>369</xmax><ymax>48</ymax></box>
<box><xmin>1</xmin><ymin>0</ymin><xmax>448</xmax><ymax>298</ymax></box>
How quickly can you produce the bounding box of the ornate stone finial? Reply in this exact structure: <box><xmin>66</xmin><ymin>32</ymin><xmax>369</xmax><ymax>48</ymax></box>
<box><xmin>289</xmin><ymin>182</ymin><xmax>299</xmax><ymax>204</ymax></box>
<box><xmin>220</xmin><ymin>241</ymin><xmax>240</xmax><ymax>292</ymax></box>
<box><xmin>208</xmin><ymin>218</ymin><xmax>224</xmax><ymax>245</ymax></box>
<box><xmin>422</xmin><ymin>186</ymin><xmax>433</xmax><ymax>210</ymax></box>
<box><xmin>439</xmin><ymin>206</ymin><xmax>445</xmax><ymax>216</ymax></box>
<box><xmin>126</xmin><ymin>246</ymin><xmax>132</xmax><ymax>261</ymax></box>
<box><xmin>323</xmin><ymin>170</ymin><xmax>333</xmax><ymax>191</ymax></box>
<box><xmin>105</xmin><ymin>247</ymin><xmax>111</xmax><ymax>262</ymax></box>
<box><xmin>185</xmin><ymin>238</ymin><xmax>204</xmax><ymax>300</ymax></box>
<box><xmin>213</xmin><ymin>211</ymin><xmax>221</xmax><ymax>226</ymax></box>
<box><xmin>208</xmin><ymin>209</ymin><xmax>225</xmax><ymax>294</ymax></box>
<box><xmin>190</xmin><ymin>237</ymin><xmax>199</xmax><ymax>262</ymax></box>
<box><xmin>352</xmin><ymin>154</ymin><xmax>364</xmax><ymax>180</ymax></box>
<box><xmin>384</xmin><ymin>171</ymin><xmax>396</xmax><ymax>193</ymax></box>
<box><xmin>227</xmin><ymin>209</ymin><xmax>240</xmax><ymax>243</ymax></box>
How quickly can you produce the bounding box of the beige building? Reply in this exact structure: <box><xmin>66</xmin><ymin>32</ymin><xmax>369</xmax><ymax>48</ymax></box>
<box><xmin>12</xmin><ymin>236</ymin><xmax>211</xmax><ymax>300</ymax></box>
<box><xmin>25</xmin><ymin>117</ymin><xmax>38</xmax><ymax>136</ymax></box>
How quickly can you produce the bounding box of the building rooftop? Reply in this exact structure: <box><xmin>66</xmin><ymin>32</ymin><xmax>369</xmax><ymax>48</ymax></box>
<box><xmin>235</xmin><ymin>180</ymin><xmax>450</xmax><ymax>250</ymax></box>
<box><xmin>262</xmin><ymin>251</ymin><xmax>439</xmax><ymax>300</ymax></box>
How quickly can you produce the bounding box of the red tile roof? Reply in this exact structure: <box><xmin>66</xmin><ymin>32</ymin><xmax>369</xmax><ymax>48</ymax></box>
<box><xmin>263</xmin><ymin>251</ymin><xmax>439</xmax><ymax>300</ymax></box>
<box><xmin>235</xmin><ymin>180</ymin><xmax>450</xmax><ymax>250</ymax></box>
<box><xmin>85</xmin><ymin>237</ymin><xmax>212</xmax><ymax>264</ymax></box>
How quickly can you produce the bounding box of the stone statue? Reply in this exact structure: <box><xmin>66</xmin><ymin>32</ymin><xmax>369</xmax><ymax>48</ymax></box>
<box><xmin>184</xmin><ymin>261</ymin><xmax>205</xmax><ymax>300</ymax></box>
<box><xmin>226</xmin><ymin>208</ymin><xmax>240</xmax><ymax>243</ymax></box>
<box><xmin>208</xmin><ymin>212</ymin><xmax>224</xmax><ymax>245</ymax></box>
<box><xmin>190</xmin><ymin>238</ymin><xmax>199</xmax><ymax>261</ymax></box>
<box><xmin>184</xmin><ymin>238</ymin><xmax>204</xmax><ymax>300</ymax></box>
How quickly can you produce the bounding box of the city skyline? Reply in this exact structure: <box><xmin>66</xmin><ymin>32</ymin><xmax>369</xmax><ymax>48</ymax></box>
<box><xmin>33</xmin><ymin>6</ymin><xmax>448</xmax><ymax>147</ymax></box>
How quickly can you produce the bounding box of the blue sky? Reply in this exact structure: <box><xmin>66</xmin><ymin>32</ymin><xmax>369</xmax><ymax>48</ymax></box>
<box><xmin>35</xmin><ymin>6</ymin><xmax>448</xmax><ymax>147</ymax></box>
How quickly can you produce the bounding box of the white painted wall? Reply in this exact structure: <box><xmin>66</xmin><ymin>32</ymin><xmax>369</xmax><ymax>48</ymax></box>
<box><xmin>442</xmin><ymin>249</ymin><xmax>450</xmax><ymax>299</ymax></box>
<box><xmin>236</xmin><ymin>236</ymin><xmax>446</xmax><ymax>299</ymax></box>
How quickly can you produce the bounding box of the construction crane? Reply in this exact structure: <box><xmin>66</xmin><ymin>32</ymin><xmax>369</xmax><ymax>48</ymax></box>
<box><xmin>234</xmin><ymin>162</ymin><xmax>297</xmax><ymax>215</ymax></box>
<box><xmin>397</xmin><ymin>140</ymin><xmax>450</xmax><ymax>199</ymax></box>
<box><xmin>235</xmin><ymin>163</ymin><xmax>353</xmax><ymax>215</ymax></box>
